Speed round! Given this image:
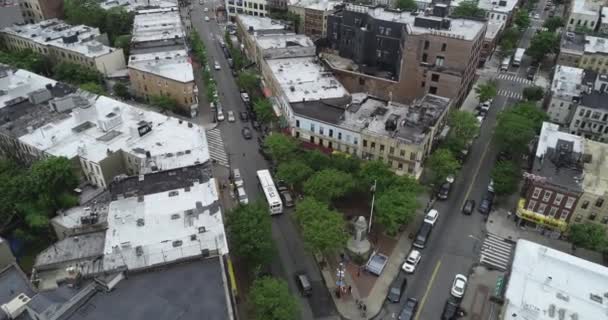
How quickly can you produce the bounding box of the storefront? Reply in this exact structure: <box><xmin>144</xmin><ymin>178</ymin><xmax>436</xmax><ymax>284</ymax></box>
<box><xmin>516</xmin><ymin>199</ymin><xmax>568</xmax><ymax>239</ymax></box>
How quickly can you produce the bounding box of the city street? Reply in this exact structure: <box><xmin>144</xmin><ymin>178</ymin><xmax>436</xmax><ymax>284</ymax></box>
<box><xmin>190</xmin><ymin>3</ymin><xmax>337</xmax><ymax>319</ymax></box>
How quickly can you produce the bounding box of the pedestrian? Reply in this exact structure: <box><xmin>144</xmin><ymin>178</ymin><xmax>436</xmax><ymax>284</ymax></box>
<box><xmin>242</xmin><ymin>152</ymin><xmax>245</xmax><ymax>157</ymax></box>
<box><xmin>357</xmin><ymin>268</ymin><xmax>361</xmax><ymax>277</ymax></box>
<box><xmin>363</xmin><ymin>304</ymin><xmax>367</xmax><ymax>312</ymax></box>
<box><xmin>348</xmin><ymin>285</ymin><xmax>352</xmax><ymax>294</ymax></box>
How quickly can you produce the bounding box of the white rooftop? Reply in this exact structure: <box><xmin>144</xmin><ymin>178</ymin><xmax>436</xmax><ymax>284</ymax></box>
<box><xmin>132</xmin><ymin>9</ymin><xmax>184</xmax><ymax>43</ymax></box>
<box><xmin>1</xmin><ymin>19</ymin><xmax>118</xmax><ymax>58</ymax></box>
<box><xmin>100</xmin><ymin>0</ymin><xmax>178</xmax><ymax>11</ymax></box>
<box><xmin>255</xmin><ymin>34</ymin><xmax>315</xmax><ymax>50</ymax></box>
<box><xmin>536</xmin><ymin>122</ymin><xmax>584</xmax><ymax>158</ymax></box>
<box><xmin>551</xmin><ymin>65</ymin><xmax>585</xmax><ymax>100</ymax></box>
<box><xmin>290</xmin><ymin>0</ymin><xmax>342</xmax><ymax>10</ymax></box>
<box><xmin>477</xmin><ymin>0</ymin><xmax>518</xmax><ymax>13</ymax></box>
<box><xmin>128</xmin><ymin>49</ymin><xmax>194</xmax><ymax>83</ymax></box>
<box><xmin>484</xmin><ymin>21</ymin><xmax>505</xmax><ymax>40</ymax></box>
<box><xmin>347</xmin><ymin>4</ymin><xmax>485</xmax><ymax>41</ymax></box>
<box><xmin>584</xmin><ymin>35</ymin><xmax>608</xmax><ymax>54</ymax></box>
<box><xmin>19</xmin><ymin>94</ymin><xmax>209</xmax><ymax>168</ymax></box>
<box><xmin>103</xmin><ymin>180</ymin><xmax>226</xmax><ymax>270</ymax></box>
<box><xmin>504</xmin><ymin>239</ymin><xmax>608</xmax><ymax>320</ymax></box>
<box><xmin>572</xmin><ymin>0</ymin><xmax>602</xmax><ymax>15</ymax></box>
<box><xmin>266</xmin><ymin>57</ymin><xmax>349</xmax><ymax>102</ymax></box>
<box><xmin>237</xmin><ymin>15</ymin><xmax>288</xmax><ymax>32</ymax></box>
<box><xmin>0</xmin><ymin>68</ymin><xmax>56</xmax><ymax>109</ymax></box>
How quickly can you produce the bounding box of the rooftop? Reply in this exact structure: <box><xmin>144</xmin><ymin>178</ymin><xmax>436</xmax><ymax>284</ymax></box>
<box><xmin>504</xmin><ymin>239</ymin><xmax>608</xmax><ymax>320</ymax></box>
<box><xmin>255</xmin><ymin>33</ymin><xmax>315</xmax><ymax>50</ymax></box>
<box><xmin>0</xmin><ymin>263</ymin><xmax>35</xmax><ymax>306</ymax></box>
<box><xmin>571</xmin><ymin>0</ymin><xmax>601</xmax><ymax>15</ymax></box>
<box><xmin>18</xmin><ymin>94</ymin><xmax>209</xmax><ymax>167</ymax></box>
<box><xmin>1</xmin><ymin>19</ymin><xmax>119</xmax><ymax>58</ymax></box>
<box><xmin>266</xmin><ymin>57</ymin><xmax>349</xmax><ymax>103</ymax></box>
<box><xmin>484</xmin><ymin>21</ymin><xmax>505</xmax><ymax>41</ymax></box>
<box><xmin>128</xmin><ymin>49</ymin><xmax>194</xmax><ymax>83</ymax></box>
<box><xmin>584</xmin><ymin>35</ymin><xmax>608</xmax><ymax>54</ymax></box>
<box><xmin>581</xmin><ymin>138</ymin><xmax>608</xmax><ymax>196</ymax></box>
<box><xmin>550</xmin><ymin>65</ymin><xmax>585</xmax><ymax>100</ymax></box>
<box><xmin>132</xmin><ymin>8</ymin><xmax>184</xmax><ymax>44</ymax></box>
<box><xmin>103</xmin><ymin>180</ymin><xmax>226</xmax><ymax>271</ymax></box>
<box><xmin>237</xmin><ymin>15</ymin><xmax>288</xmax><ymax>33</ymax></box>
<box><xmin>0</xmin><ymin>68</ymin><xmax>56</xmax><ymax>109</ymax></box>
<box><xmin>532</xmin><ymin>122</ymin><xmax>584</xmax><ymax>192</ymax></box>
<box><xmin>34</xmin><ymin>232</ymin><xmax>105</xmax><ymax>270</ymax></box>
<box><xmin>344</xmin><ymin>4</ymin><xmax>486</xmax><ymax>41</ymax></box>
<box><xmin>290</xmin><ymin>0</ymin><xmax>342</xmax><ymax>10</ymax></box>
<box><xmin>51</xmin><ymin>200</ymin><xmax>110</xmax><ymax>234</ymax></box>
<box><xmin>560</xmin><ymin>32</ymin><xmax>585</xmax><ymax>54</ymax></box>
<box><xmin>100</xmin><ymin>0</ymin><xmax>178</xmax><ymax>11</ymax></box>
<box><xmin>477</xmin><ymin>0</ymin><xmax>518</xmax><ymax>12</ymax></box>
<box><xmin>580</xmin><ymin>90</ymin><xmax>608</xmax><ymax>110</ymax></box>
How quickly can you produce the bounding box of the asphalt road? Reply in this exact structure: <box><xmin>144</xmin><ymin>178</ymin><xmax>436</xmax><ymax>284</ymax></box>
<box><xmin>190</xmin><ymin>4</ymin><xmax>336</xmax><ymax>319</ymax></box>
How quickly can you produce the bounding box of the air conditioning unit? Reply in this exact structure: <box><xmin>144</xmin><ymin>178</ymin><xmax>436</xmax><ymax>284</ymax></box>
<box><xmin>1</xmin><ymin>293</ymin><xmax>31</xmax><ymax>319</ymax></box>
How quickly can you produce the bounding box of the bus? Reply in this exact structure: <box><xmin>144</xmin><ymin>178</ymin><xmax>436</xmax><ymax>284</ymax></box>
<box><xmin>256</xmin><ymin>169</ymin><xmax>283</xmax><ymax>215</ymax></box>
<box><xmin>512</xmin><ymin>48</ymin><xmax>525</xmax><ymax>67</ymax></box>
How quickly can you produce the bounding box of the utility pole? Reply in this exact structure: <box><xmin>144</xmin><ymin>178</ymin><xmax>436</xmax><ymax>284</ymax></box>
<box><xmin>368</xmin><ymin>179</ymin><xmax>377</xmax><ymax>234</ymax></box>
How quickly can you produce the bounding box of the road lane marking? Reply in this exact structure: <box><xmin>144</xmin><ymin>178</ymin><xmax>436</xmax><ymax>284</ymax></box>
<box><xmin>415</xmin><ymin>260</ymin><xmax>442</xmax><ymax>320</ymax></box>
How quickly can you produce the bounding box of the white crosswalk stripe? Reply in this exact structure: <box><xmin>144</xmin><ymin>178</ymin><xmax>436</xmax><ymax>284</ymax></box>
<box><xmin>497</xmin><ymin>74</ymin><xmax>534</xmax><ymax>85</ymax></box>
<box><xmin>498</xmin><ymin>89</ymin><xmax>523</xmax><ymax>100</ymax></box>
<box><xmin>479</xmin><ymin>233</ymin><xmax>515</xmax><ymax>271</ymax></box>
<box><xmin>206</xmin><ymin>128</ymin><xmax>229</xmax><ymax>167</ymax></box>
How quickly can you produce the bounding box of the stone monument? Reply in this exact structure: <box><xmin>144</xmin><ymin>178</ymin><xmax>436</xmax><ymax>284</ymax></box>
<box><xmin>346</xmin><ymin>216</ymin><xmax>372</xmax><ymax>260</ymax></box>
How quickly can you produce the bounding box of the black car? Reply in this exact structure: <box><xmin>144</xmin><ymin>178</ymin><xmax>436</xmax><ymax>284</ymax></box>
<box><xmin>386</xmin><ymin>275</ymin><xmax>407</xmax><ymax>303</ymax></box>
<box><xmin>241</xmin><ymin>127</ymin><xmax>252</xmax><ymax>139</ymax></box>
<box><xmin>398</xmin><ymin>297</ymin><xmax>418</xmax><ymax>320</ymax></box>
<box><xmin>527</xmin><ymin>65</ymin><xmax>538</xmax><ymax>80</ymax></box>
<box><xmin>437</xmin><ymin>182</ymin><xmax>451</xmax><ymax>200</ymax></box>
<box><xmin>239</xmin><ymin>111</ymin><xmax>249</xmax><ymax>121</ymax></box>
<box><xmin>478</xmin><ymin>192</ymin><xmax>494</xmax><ymax>215</ymax></box>
<box><xmin>441</xmin><ymin>299</ymin><xmax>459</xmax><ymax>320</ymax></box>
<box><xmin>252</xmin><ymin>120</ymin><xmax>261</xmax><ymax>130</ymax></box>
<box><xmin>462</xmin><ymin>200</ymin><xmax>475</xmax><ymax>215</ymax></box>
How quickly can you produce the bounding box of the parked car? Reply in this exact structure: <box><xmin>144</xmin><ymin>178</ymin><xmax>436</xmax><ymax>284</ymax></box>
<box><xmin>413</xmin><ymin>222</ymin><xmax>433</xmax><ymax>249</ymax></box>
<box><xmin>204</xmin><ymin>7</ymin><xmax>208</xmax><ymax>11</ymax></box>
<box><xmin>239</xmin><ymin>111</ymin><xmax>249</xmax><ymax>121</ymax></box>
<box><xmin>241</xmin><ymin>92</ymin><xmax>250</xmax><ymax>104</ymax></box>
<box><xmin>237</xmin><ymin>187</ymin><xmax>249</xmax><ymax>205</ymax></box>
<box><xmin>214</xmin><ymin>60</ymin><xmax>221</xmax><ymax>70</ymax></box>
<box><xmin>232</xmin><ymin>168</ymin><xmax>244</xmax><ymax>187</ymax></box>
<box><xmin>280</xmin><ymin>190</ymin><xmax>294</xmax><ymax>207</ymax></box>
<box><xmin>398</xmin><ymin>298</ymin><xmax>418</xmax><ymax>320</ymax></box>
<box><xmin>227</xmin><ymin>110</ymin><xmax>235</xmax><ymax>122</ymax></box>
<box><xmin>527</xmin><ymin>65</ymin><xmax>538</xmax><ymax>80</ymax></box>
<box><xmin>295</xmin><ymin>272</ymin><xmax>312</xmax><ymax>296</ymax></box>
<box><xmin>241</xmin><ymin>127</ymin><xmax>252</xmax><ymax>139</ymax></box>
<box><xmin>533</xmin><ymin>13</ymin><xmax>541</xmax><ymax>19</ymax></box>
<box><xmin>441</xmin><ymin>299</ymin><xmax>459</xmax><ymax>320</ymax></box>
<box><xmin>386</xmin><ymin>274</ymin><xmax>407</xmax><ymax>303</ymax></box>
<box><xmin>216</xmin><ymin>109</ymin><xmax>225</xmax><ymax>121</ymax></box>
<box><xmin>462</xmin><ymin>200</ymin><xmax>475</xmax><ymax>215</ymax></box>
<box><xmin>488</xmin><ymin>179</ymin><xmax>495</xmax><ymax>193</ymax></box>
<box><xmin>423</xmin><ymin>209</ymin><xmax>439</xmax><ymax>226</ymax></box>
<box><xmin>252</xmin><ymin>120</ymin><xmax>261</xmax><ymax>130</ymax></box>
<box><xmin>478</xmin><ymin>191</ymin><xmax>494</xmax><ymax>215</ymax></box>
<box><xmin>401</xmin><ymin>249</ymin><xmax>421</xmax><ymax>273</ymax></box>
<box><xmin>437</xmin><ymin>175</ymin><xmax>454</xmax><ymax>200</ymax></box>
<box><xmin>451</xmin><ymin>274</ymin><xmax>468</xmax><ymax>298</ymax></box>
<box><xmin>366</xmin><ymin>253</ymin><xmax>388</xmax><ymax>276</ymax></box>
<box><xmin>204</xmin><ymin>16</ymin><xmax>210</xmax><ymax>21</ymax></box>
<box><xmin>478</xmin><ymin>99</ymin><xmax>491</xmax><ymax>112</ymax></box>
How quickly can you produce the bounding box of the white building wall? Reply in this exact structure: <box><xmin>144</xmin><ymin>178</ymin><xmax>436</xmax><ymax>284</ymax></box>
<box><xmin>567</xmin><ymin>11</ymin><xmax>600</xmax><ymax>31</ymax></box>
<box><xmin>293</xmin><ymin>116</ymin><xmax>361</xmax><ymax>155</ymax></box>
<box><xmin>94</xmin><ymin>49</ymin><xmax>127</xmax><ymax>76</ymax></box>
<box><xmin>226</xmin><ymin>0</ymin><xmax>268</xmax><ymax>17</ymax></box>
<box><xmin>547</xmin><ymin>96</ymin><xmax>576</xmax><ymax>125</ymax></box>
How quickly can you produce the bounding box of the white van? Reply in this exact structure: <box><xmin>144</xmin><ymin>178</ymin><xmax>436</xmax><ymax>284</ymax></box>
<box><xmin>500</xmin><ymin>57</ymin><xmax>511</xmax><ymax>72</ymax></box>
<box><xmin>237</xmin><ymin>187</ymin><xmax>249</xmax><ymax>205</ymax></box>
<box><xmin>217</xmin><ymin>108</ymin><xmax>225</xmax><ymax>121</ymax></box>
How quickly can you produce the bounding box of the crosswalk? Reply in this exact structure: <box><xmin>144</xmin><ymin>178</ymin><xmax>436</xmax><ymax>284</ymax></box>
<box><xmin>479</xmin><ymin>233</ymin><xmax>515</xmax><ymax>271</ymax></box>
<box><xmin>497</xmin><ymin>74</ymin><xmax>534</xmax><ymax>86</ymax></box>
<box><xmin>498</xmin><ymin>89</ymin><xmax>523</xmax><ymax>100</ymax></box>
<box><xmin>206</xmin><ymin>128</ymin><xmax>229</xmax><ymax>167</ymax></box>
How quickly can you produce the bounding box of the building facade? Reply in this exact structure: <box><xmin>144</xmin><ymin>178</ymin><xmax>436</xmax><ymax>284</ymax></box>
<box><xmin>558</xmin><ymin>33</ymin><xmax>608</xmax><ymax>73</ymax></box>
<box><xmin>288</xmin><ymin>0</ymin><xmax>341</xmax><ymax>39</ymax></box>
<box><xmin>19</xmin><ymin>0</ymin><xmax>63</xmax><ymax>23</ymax></box>
<box><xmin>566</xmin><ymin>0</ymin><xmax>602</xmax><ymax>31</ymax></box>
<box><xmin>546</xmin><ymin>65</ymin><xmax>586</xmax><ymax>125</ymax></box>
<box><xmin>226</xmin><ymin>0</ymin><xmax>268</xmax><ymax>19</ymax></box>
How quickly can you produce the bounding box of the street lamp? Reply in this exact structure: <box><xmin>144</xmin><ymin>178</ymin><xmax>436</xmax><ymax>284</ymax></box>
<box><xmin>368</xmin><ymin>179</ymin><xmax>377</xmax><ymax>234</ymax></box>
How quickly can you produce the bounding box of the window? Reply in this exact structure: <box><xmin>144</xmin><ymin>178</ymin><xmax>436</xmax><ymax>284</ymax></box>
<box><xmin>363</xmin><ymin>139</ymin><xmax>368</xmax><ymax>147</ymax></box>
<box><xmin>441</xmin><ymin>43</ymin><xmax>447</xmax><ymax>52</ymax></box>
<box><xmin>338</xmin><ymin>132</ymin><xmax>342</xmax><ymax>140</ymax></box>
<box><xmin>400</xmin><ymin>149</ymin><xmax>405</xmax><ymax>157</ymax></box>
<box><xmin>542</xmin><ymin>190</ymin><xmax>553</xmax><ymax>202</ymax></box>
<box><xmin>371</xmin><ymin>142</ymin><xmax>376</xmax><ymax>149</ymax></box>
<box><xmin>560</xmin><ymin>210</ymin><xmax>570</xmax><ymax>220</ymax></box>
<box><xmin>389</xmin><ymin>147</ymin><xmax>395</xmax><ymax>155</ymax></box>
<box><xmin>602</xmin><ymin>216</ymin><xmax>608</xmax><ymax>224</ymax></box>
<box><xmin>359</xmin><ymin>77</ymin><xmax>365</xmax><ymax>85</ymax></box>
<box><xmin>379</xmin><ymin>144</ymin><xmax>385</xmax><ymax>152</ymax></box>
<box><xmin>527</xmin><ymin>200</ymin><xmax>537</xmax><ymax>211</ymax></box>
<box><xmin>296</xmin><ymin>120</ymin><xmax>300</xmax><ymax>128</ymax></box>
<box><xmin>574</xmin><ymin>214</ymin><xmax>583</xmax><ymax>222</ymax></box>
<box><xmin>429</xmin><ymin>86</ymin><xmax>437</xmax><ymax>94</ymax></box>
<box><xmin>421</xmin><ymin>81</ymin><xmax>426</xmax><ymax>88</ymax></box>
<box><xmin>537</xmin><ymin>203</ymin><xmax>547</xmax><ymax>214</ymax></box>
<box><xmin>582</xmin><ymin>200</ymin><xmax>589</xmax><ymax>209</ymax></box>
<box><xmin>424</xmin><ymin>40</ymin><xmax>429</xmax><ymax>49</ymax></box>
<box><xmin>565</xmin><ymin>197</ymin><xmax>575</xmax><ymax>209</ymax></box>
<box><xmin>319</xmin><ymin>126</ymin><xmax>324</xmax><ymax>135</ymax></box>
<box><xmin>589</xmin><ymin>213</ymin><xmax>597</xmax><ymax>221</ymax></box>
<box><xmin>410</xmin><ymin>153</ymin><xmax>416</xmax><ymax>161</ymax></box>
<box><xmin>398</xmin><ymin>162</ymin><xmax>403</xmax><ymax>170</ymax></box>
<box><xmin>379</xmin><ymin>26</ymin><xmax>384</xmax><ymax>34</ymax></box>
<box><xmin>329</xmin><ymin>129</ymin><xmax>333</xmax><ymax>137</ymax></box>
<box><xmin>354</xmin><ymin>137</ymin><xmax>358</xmax><ymax>145</ymax></box>
<box><xmin>422</xmin><ymin>53</ymin><xmax>428</xmax><ymax>63</ymax></box>
<box><xmin>596</xmin><ymin>198</ymin><xmax>604</xmax><ymax>207</ymax></box>
<box><xmin>431</xmin><ymin>74</ymin><xmax>439</xmax><ymax>82</ymax></box>
<box><xmin>549</xmin><ymin>206</ymin><xmax>558</xmax><ymax>217</ymax></box>
<box><xmin>553</xmin><ymin>193</ymin><xmax>564</xmax><ymax>206</ymax></box>
<box><xmin>435</xmin><ymin>56</ymin><xmax>445</xmax><ymax>66</ymax></box>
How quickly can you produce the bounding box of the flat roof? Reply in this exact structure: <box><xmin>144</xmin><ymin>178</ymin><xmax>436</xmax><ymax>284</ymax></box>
<box><xmin>571</xmin><ymin>0</ymin><xmax>600</xmax><ymax>15</ymax></box>
<box><xmin>132</xmin><ymin>9</ymin><xmax>184</xmax><ymax>43</ymax></box>
<box><xmin>34</xmin><ymin>232</ymin><xmax>105</xmax><ymax>269</ymax></box>
<box><xmin>0</xmin><ymin>263</ymin><xmax>35</xmax><ymax>305</ymax></box>
<box><xmin>345</xmin><ymin>4</ymin><xmax>485</xmax><ymax>41</ymax></box>
<box><xmin>103</xmin><ymin>180</ymin><xmax>226</xmax><ymax>271</ymax></box>
<box><xmin>584</xmin><ymin>35</ymin><xmax>608</xmax><ymax>54</ymax></box>
<box><xmin>1</xmin><ymin>19</ymin><xmax>118</xmax><ymax>58</ymax></box>
<box><xmin>504</xmin><ymin>239</ymin><xmax>608</xmax><ymax>320</ymax></box>
<box><xmin>266</xmin><ymin>57</ymin><xmax>349</xmax><ymax>103</ymax></box>
<box><xmin>19</xmin><ymin>94</ymin><xmax>210</xmax><ymax>167</ymax></box>
<box><xmin>477</xmin><ymin>0</ymin><xmax>518</xmax><ymax>13</ymax></box>
<box><xmin>580</xmin><ymin>90</ymin><xmax>608</xmax><ymax>110</ymax></box>
<box><xmin>581</xmin><ymin>138</ymin><xmax>608</xmax><ymax>196</ymax></box>
<box><xmin>560</xmin><ymin>32</ymin><xmax>585</xmax><ymax>54</ymax></box>
<box><xmin>0</xmin><ymin>68</ymin><xmax>56</xmax><ymax>109</ymax></box>
<box><xmin>51</xmin><ymin>200</ymin><xmax>109</xmax><ymax>232</ymax></box>
<box><xmin>290</xmin><ymin>0</ymin><xmax>342</xmax><ymax>10</ymax></box>
<box><xmin>237</xmin><ymin>15</ymin><xmax>288</xmax><ymax>32</ymax></box>
<box><xmin>255</xmin><ymin>33</ymin><xmax>315</xmax><ymax>50</ymax></box>
<box><xmin>551</xmin><ymin>65</ymin><xmax>584</xmax><ymax>100</ymax></box>
<box><xmin>484</xmin><ymin>21</ymin><xmax>505</xmax><ymax>40</ymax></box>
<box><xmin>100</xmin><ymin>0</ymin><xmax>178</xmax><ymax>11</ymax></box>
<box><xmin>128</xmin><ymin>49</ymin><xmax>194</xmax><ymax>83</ymax></box>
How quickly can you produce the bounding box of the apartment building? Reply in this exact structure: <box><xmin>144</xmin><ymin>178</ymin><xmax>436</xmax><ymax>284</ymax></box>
<box><xmin>235</xmin><ymin>15</ymin><xmax>293</xmax><ymax>63</ymax></box>
<box><xmin>226</xmin><ymin>0</ymin><xmax>268</xmax><ymax>19</ymax></box>
<box><xmin>0</xmin><ymin>0</ymin><xmax>24</xmax><ymax>28</ymax></box>
<box><xmin>558</xmin><ymin>33</ymin><xmax>608</xmax><ymax>73</ymax></box>
<box><xmin>131</xmin><ymin>8</ymin><xmax>186</xmax><ymax>54</ymax></box>
<box><xmin>566</xmin><ymin>0</ymin><xmax>603</xmax><ymax>31</ymax></box>
<box><xmin>19</xmin><ymin>0</ymin><xmax>63</xmax><ymax>23</ymax></box>
<box><xmin>546</xmin><ymin>65</ymin><xmax>587</xmax><ymax>125</ymax></box>
<box><xmin>100</xmin><ymin>0</ymin><xmax>178</xmax><ymax>11</ymax></box>
<box><xmin>325</xmin><ymin>4</ymin><xmax>486</xmax><ymax>106</ymax></box>
<box><xmin>0</xmin><ymin>67</ymin><xmax>210</xmax><ymax>189</ymax></box>
<box><xmin>128</xmin><ymin>50</ymin><xmax>198</xmax><ymax>115</ymax></box>
<box><xmin>288</xmin><ymin>0</ymin><xmax>341</xmax><ymax>38</ymax></box>
<box><xmin>1</xmin><ymin>19</ymin><xmax>126</xmax><ymax>76</ymax></box>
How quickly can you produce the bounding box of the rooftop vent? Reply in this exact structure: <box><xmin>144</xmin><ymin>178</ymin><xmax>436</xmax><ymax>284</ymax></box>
<box><xmin>136</xmin><ymin>218</ymin><xmax>145</xmax><ymax>226</ymax></box>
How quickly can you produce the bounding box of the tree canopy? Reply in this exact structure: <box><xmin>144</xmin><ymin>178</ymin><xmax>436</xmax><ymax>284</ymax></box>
<box><xmin>358</xmin><ymin>160</ymin><xmax>397</xmax><ymax>193</ymax></box>
<box><xmin>452</xmin><ymin>1</ymin><xmax>486</xmax><ymax>18</ymax></box>
<box><xmin>495</xmin><ymin>102</ymin><xmax>547</xmax><ymax>156</ymax></box>
<box><xmin>514</xmin><ymin>9</ymin><xmax>531</xmax><ymax>30</ymax></box>
<box><xmin>543</xmin><ymin>16</ymin><xmax>564</xmax><ymax>32</ymax></box>
<box><xmin>302</xmin><ymin>150</ymin><xmax>331</xmax><ymax>171</ymax></box>
<box><xmin>64</xmin><ymin>0</ymin><xmax>134</xmax><ymax>43</ymax></box>
<box><xmin>226</xmin><ymin>202</ymin><xmax>275</xmax><ymax>268</ymax></box>
<box><xmin>475</xmin><ymin>81</ymin><xmax>498</xmax><ymax>103</ymax></box>
<box><xmin>237</xmin><ymin>71</ymin><xmax>260</xmax><ymax>94</ymax></box>
<box><xmin>264</xmin><ymin>134</ymin><xmax>299</xmax><ymax>162</ymax></box>
<box><xmin>80</xmin><ymin>82</ymin><xmax>105</xmax><ymax>95</ymax></box>
<box><xmin>490</xmin><ymin>160</ymin><xmax>521</xmax><ymax>195</ymax></box>
<box><xmin>254</xmin><ymin>98</ymin><xmax>276</xmax><ymax>124</ymax></box>
<box><xmin>149</xmin><ymin>95</ymin><xmax>178</xmax><ymax>111</ymax></box>
<box><xmin>527</xmin><ymin>31</ymin><xmax>560</xmax><ymax>62</ymax></box>
<box><xmin>0</xmin><ymin>49</ymin><xmax>51</xmax><ymax>75</ymax></box>
<box><xmin>445</xmin><ymin>111</ymin><xmax>479</xmax><ymax>154</ymax></box>
<box><xmin>568</xmin><ymin>223</ymin><xmax>607</xmax><ymax>251</ymax></box>
<box><xmin>295</xmin><ymin>198</ymin><xmax>347</xmax><ymax>254</ymax></box>
<box><xmin>523</xmin><ymin>86</ymin><xmax>544</xmax><ymax>101</ymax></box>
<box><xmin>428</xmin><ymin>148</ymin><xmax>460</xmax><ymax>186</ymax></box>
<box><xmin>53</xmin><ymin>62</ymin><xmax>103</xmax><ymax>85</ymax></box>
<box><xmin>375</xmin><ymin>188</ymin><xmax>419</xmax><ymax>235</ymax></box>
<box><xmin>250</xmin><ymin>277</ymin><xmax>300</xmax><ymax>320</ymax></box>
<box><xmin>303</xmin><ymin>169</ymin><xmax>355</xmax><ymax>203</ymax></box>
<box><xmin>113</xmin><ymin>82</ymin><xmax>130</xmax><ymax>99</ymax></box>
<box><xmin>276</xmin><ymin>160</ymin><xmax>314</xmax><ymax>190</ymax></box>
<box><xmin>396</xmin><ymin>0</ymin><xmax>417</xmax><ymax>11</ymax></box>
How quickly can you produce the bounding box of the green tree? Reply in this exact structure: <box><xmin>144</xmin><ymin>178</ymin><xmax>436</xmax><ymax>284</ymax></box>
<box><xmin>80</xmin><ymin>82</ymin><xmax>105</xmax><ymax>95</ymax></box>
<box><xmin>490</xmin><ymin>160</ymin><xmax>521</xmax><ymax>195</ymax></box>
<box><xmin>568</xmin><ymin>223</ymin><xmax>607</xmax><ymax>251</ymax></box>
<box><xmin>358</xmin><ymin>160</ymin><xmax>397</xmax><ymax>193</ymax></box>
<box><xmin>494</xmin><ymin>102</ymin><xmax>546</xmax><ymax>156</ymax></box>
<box><xmin>53</xmin><ymin>62</ymin><xmax>103</xmax><ymax>85</ymax></box>
<box><xmin>226</xmin><ymin>202</ymin><xmax>275</xmax><ymax>268</ymax></box>
<box><xmin>514</xmin><ymin>9</ymin><xmax>531</xmax><ymax>30</ymax></box>
<box><xmin>511</xmin><ymin>101</ymin><xmax>548</xmax><ymax>132</ymax></box>
<box><xmin>237</xmin><ymin>71</ymin><xmax>259</xmax><ymax>93</ymax></box>
<box><xmin>149</xmin><ymin>95</ymin><xmax>178</xmax><ymax>111</ymax></box>
<box><xmin>276</xmin><ymin>160</ymin><xmax>314</xmax><ymax>190</ymax></box>
<box><xmin>543</xmin><ymin>16</ymin><xmax>564</xmax><ymax>32</ymax></box>
<box><xmin>0</xmin><ymin>49</ymin><xmax>51</xmax><ymax>75</ymax></box>
<box><xmin>527</xmin><ymin>31</ymin><xmax>559</xmax><ymax>62</ymax></box>
<box><xmin>113</xmin><ymin>82</ymin><xmax>130</xmax><ymax>99</ymax></box>
<box><xmin>250</xmin><ymin>277</ymin><xmax>299</xmax><ymax>320</ymax></box>
<box><xmin>428</xmin><ymin>148</ymin><xmax>460</xmax><ymax>185</ymax></box>
<box><xmin>498</xmin><ymin>27</ymin><xmax>520</xmax><ymax>58</ymax></box>
<box><xmin>65</xmin><ymin>0</ymin><xmax>134</xmax><ymax>43</ymax></box>
<box><xmin>295</xmin><ymin>198</ymin><xmax>347</xmax><ymax>254</ymax></box>
<box><xmin>103</xmin><ymin>7</ymin><xmax>135</xmax><ymax>44</ymax></box>
<box><xmin>264</xmin><ymin>134</ymin><xmax>298</xmax><ymax>162</ymax></box>
<box><xmin>374</xmin><ymin>188</ymin><xmax>419</xmax><ymax>235</ymax></box>
<box><xmin>475</xmin><ymin>80</ymin><xmax>498</xmax><ymax>103</ymax></box>
<box><xmin>114</xmin><ymin>34</ymin><xmax>132</xmax><ymax>57</ymax></box>
<box><xmin>446</xmin><ymin>111</ymin><xmax>479</xmax><ymax>154</ymax></box>
<box><xmin>329</xmin><ymin>153</ymin><xmax>361</xmax><ymax>173</ymax></box>
<box><xmin>29</xmin><ymin>157</ymin><xmax>78</xmax><ymax>210</ymax></box>
<box><xmin>304</xmin><ymin>169</ymin><xmax>355</xmax><ymax>203</ymax></box>
<box><xmin>302</xmin><ymin>150</ymin><xmax>331</xmax><ymax>171</ymax></box>
<box><xmin>254</xmin><ymin>98</ymin><xmax>276</xmax><ymax>124</ymax></box>
<box><xmin>523</xmin><ymin>86</ymin><xmax>544</xmax><ymax>101</ymax></box>
<box><xmin>452</xmin><ymin>0</ymin><xmax>486</xmax><ymax>18</ymax></box>
<box><xmin>396</xmin><ymin>0</ymin><xmax>417</xmax><ymax>11</ymax></box>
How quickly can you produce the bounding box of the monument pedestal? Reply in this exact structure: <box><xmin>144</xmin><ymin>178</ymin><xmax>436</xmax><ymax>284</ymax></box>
<box><xmin>346</xmin><ymin>216</ymin><xmax>372</xmax><ymax>261</ymax></box>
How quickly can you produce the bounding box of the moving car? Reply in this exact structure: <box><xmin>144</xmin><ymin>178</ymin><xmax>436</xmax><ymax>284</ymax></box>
<box><xmin>478</xmin><ymin>191</ymin><xmax>494</xmax><ymax>215</ymax></box>
<box><xmin>237</xmin><ymin>187</ymin><xmax>249</xmax><ymax>205</ymax></box>
<box><xmin>527</xmin><ymin>65</ymin><xmax>538</xmax><ymax>80</ymax></box>
<box><xmin>534</xmin><ymin>13</ymin><xmax>541</xmax><ymax>19</ymax></box>
<box><xmin>295</xmin><ymin>272</ymin><xmax>312</xmax><ymax>296</ymax></box>
<box><xmin>241</xmin><ymin>127</ymin><xmax>252</xmax><ymax>139</ymax></box>
<box><xmin>239</xmin><ymin>111</ymin><xmax>249</xmax><ymax>121</ymax></box>
<box><xmin>413</xmin><ymin>222</ymin><xmax>433</xmax><ymax>249</ymax></box>
<box><xmin>232</xmin><ymin>168</ymin><xmax>244</xmax><ymax>187</ymax></box>
<box><xmin>398</xmin><ymin>297</ymin><xmax>418</xmax><ymax>320</ymax></box>
<box><xmin>462</xmin><ymin>200</ymin><xmax>475</xmax><ymax>215</ymax></box>
<box><xmin>441</xmin><ymin>299</ymin><xmax>459</xmax><ymax>320</ymax></box>
<box><xmin>401</xmin><ymin>249</ymin><xmax>421</xmax><ymax>273</ymax></box>
<box><xmin>216</xmin><ymin>109</ymin><xmax>225</xmax><ymax>121</ymax></box>
<box><xmin>227</xmin><ymin>110</ymin><xmax>235</xmax><ymax>122</ymax></box>
<box><xmin>366</xmin><ymin>253</ymin><xmax>388</xmax><ymax>276</ymax></box>
<box><xmin>423</xmin><ymin>209</ymin><xmax>439</xmax><ymax>226</ymax></box>
<box><xmin>204</xmin><ymin>7</ymin><xmax>208</xmax><ymax>11</ymax></box>
<box><xmin>488</xmin><ymin>179</ymin><xmax>495</xmax><ymax>193</ymax></box>
<box><xmin>451</xmin><ymin>274</ymin><xmax>468</xmax><ymax>298</ymax></box>
<box><xmin>386</xmin><ymin>274</ymin><xmax>407</xmax><ymax>303</ymax></box>
<box><xmin>204</xmin><ymin>16</ymin><xmax>209</xmax><ymax>21</ymax></box>
<box><xmin>214</xmin><ymin>61</ymin><xmax>221</xmax><ymax>70</ymax></box>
